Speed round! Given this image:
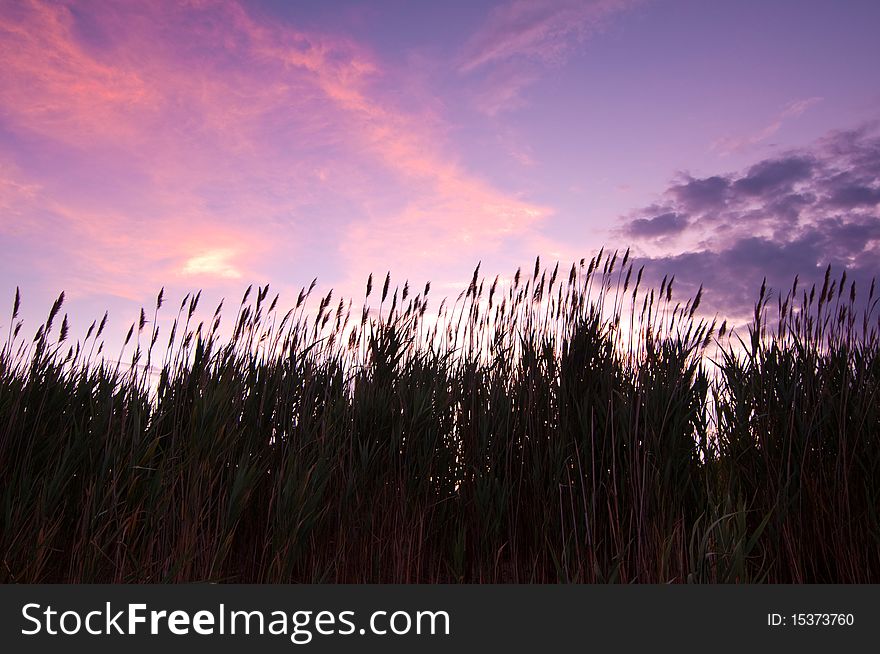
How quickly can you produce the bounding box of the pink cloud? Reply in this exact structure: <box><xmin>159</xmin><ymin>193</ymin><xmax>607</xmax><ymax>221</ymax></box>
<box><xmin>0</xmin><ymin>0</ymin><xmax>555</xmax><ymax>323</ymax></box>
<box><xmin>0</xmin><ymin>1</ymin><xmax>159</xmax><ymax>144</ymax></box>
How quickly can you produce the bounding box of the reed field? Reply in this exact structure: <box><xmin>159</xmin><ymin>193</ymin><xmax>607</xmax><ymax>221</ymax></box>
<box><xmin>1</xmin><ymin>249</ymin><xmax>878</xmax><ymax>583</ymax></box>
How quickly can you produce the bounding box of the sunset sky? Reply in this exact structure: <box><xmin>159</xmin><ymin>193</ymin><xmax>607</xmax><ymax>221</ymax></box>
<box><xmin>2</xmin><ymin>0</ymin><xmax>879</xmax><ymax>344</ymax></box>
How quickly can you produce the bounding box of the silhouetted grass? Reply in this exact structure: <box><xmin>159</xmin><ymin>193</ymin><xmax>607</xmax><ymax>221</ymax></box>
<box><xmin>1</xmin><ymin>251</ymin><xmax>878</xmax><ymax>582</ymax></box>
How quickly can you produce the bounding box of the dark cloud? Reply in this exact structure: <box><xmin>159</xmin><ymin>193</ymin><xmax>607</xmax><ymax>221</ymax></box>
<box><xmin>821</xmin><ymin>122</ymin><xmax>880</xmax><ymax>178</ymax></box>
<box><xmin>625</xmin><ymin>212</ymin><xmax>687</xmax><ymax>238</ymax></box>
<box><xmin>643</xmin><ymin>238</ymin><xmax>822</xmax><ymax>318</ymax></box>
<box><xmin>669</xmin><ymin>175</ymin><xmax>729</xmax><ymax>213</ymax></box>
<box><xmin>641</xmin><ymin>217</ymin><xmax>880</xmax><ymax>319</ymax></box>
<box><xmin>620</xmin><ymin>124</ymin><xmax>880</xmax><ymax>320</ymax></box>
<box><xmin>826</xmin><ymin>184</ymin><xmax>880</xmax><ymax>209</ymax></box>
<box><xmin>731</xmin><ymin>156</ymin><xmax>814</xmax><ymax>196</ymax></box>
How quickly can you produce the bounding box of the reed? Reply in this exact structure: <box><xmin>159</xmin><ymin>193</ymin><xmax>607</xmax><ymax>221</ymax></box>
<box><xmin>1</xmin><ymin>251</ymin><xmax>877</xmax><ymax>582</ymax></box>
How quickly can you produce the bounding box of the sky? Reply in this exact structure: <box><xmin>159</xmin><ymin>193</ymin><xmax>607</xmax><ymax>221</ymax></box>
<box><xmin>1</xmin><ymin>0</ymin><xmax>879</xmax><ymax>347</ymax></box>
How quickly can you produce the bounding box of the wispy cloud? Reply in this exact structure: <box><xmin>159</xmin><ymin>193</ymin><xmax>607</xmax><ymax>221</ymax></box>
<box><xmin>459</xmin><ymin>0</ymin><xmax>637</xmax><ymax>73</ymax></box>
<box><xmin>712</xmin><ymin>97</ymin><xmax>823</xmax><ymax>156</ymax></box>
<box><xmin>459</xmin><ymin>0</ymin><xmax>639</xmax><ymax>115</ymax></box>
<box><xmin>471</xmin><ymin>67</ymin><xmax>539</xmax><ymax>117</ymax></box>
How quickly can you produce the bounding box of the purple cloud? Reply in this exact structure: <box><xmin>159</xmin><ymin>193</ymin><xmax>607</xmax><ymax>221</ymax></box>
<box><xmin>621</xmin><ymin>124</ymin><xmax>880</xmax><ymax>319</ymax></box>
<box><xmin>625</xmin><ymin>211</ymin><xmax>688</xmax><ymax>238</ymax></box>
<box><xmin>669</xmin><ymin>175</ymin><xmax>729</xmax><ymax>213</ymax></box>
<box><xmin>732</xmin><ymin>156</ymin><xmax>814</xmax><ymax>197</ymax></box>
<box><xmin>827</xmin><ymin>184</ymin><xmax>880</xmax><ymax>209</ymax></box>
